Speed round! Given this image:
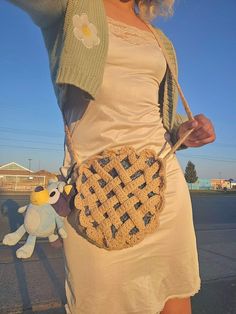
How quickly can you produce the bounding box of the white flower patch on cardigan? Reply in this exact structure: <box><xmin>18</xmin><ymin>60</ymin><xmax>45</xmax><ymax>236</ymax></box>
<box><xmin>72</xmin><ymin>13</ymin><xmax>100</xmax><ymax>49</ymax></box>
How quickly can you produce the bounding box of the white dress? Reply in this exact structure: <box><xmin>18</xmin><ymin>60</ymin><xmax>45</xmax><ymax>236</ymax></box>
<box><xmin>62</xmin><ymin>17</ymin><xmax>201</xmax><ymax>314</ymax></box>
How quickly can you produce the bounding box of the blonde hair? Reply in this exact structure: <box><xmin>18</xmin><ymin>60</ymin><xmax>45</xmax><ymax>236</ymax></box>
<box><xmin>135</xmin><ymin>0</ymin><xmax>175</xmax><ymax>21</ymax></box>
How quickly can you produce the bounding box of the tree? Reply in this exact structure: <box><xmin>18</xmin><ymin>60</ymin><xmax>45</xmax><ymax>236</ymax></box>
<box><xmin>184</xmin><ymin>161</ymin><xmax>198</xmax><ymax>189</ymax></box>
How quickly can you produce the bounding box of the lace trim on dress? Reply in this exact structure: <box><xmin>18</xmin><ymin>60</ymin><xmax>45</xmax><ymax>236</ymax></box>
<box><xmin>107</xmin><ymin>16</ymin><xmax>157</xmax><ymax>46</ymax></box>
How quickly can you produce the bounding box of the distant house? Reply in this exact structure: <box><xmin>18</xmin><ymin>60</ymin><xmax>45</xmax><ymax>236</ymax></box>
<box><xmin>0</xmin><ymin>162</ymin><xmax>56</xmax><ymax>192</ymax></box>
<box><xmin>211</xmin><ymin>179</ymin><xmax>231</xmax><ymax>190</ymax></box>
<box><xmin>187</xmin><ymin>178</ymin><xmax>211</xmax><ymax>190</ymax></box>
<box><xmin>230</xmin><ymin>180</ymin><xmax>236</xmax><ymax>189</ymax></box>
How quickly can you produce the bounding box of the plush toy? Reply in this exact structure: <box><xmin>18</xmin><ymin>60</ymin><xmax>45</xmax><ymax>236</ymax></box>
<box><xmin>3</xmin><ymin>179</ymin><xmax>75</xmax><ymax>259</ymax></box>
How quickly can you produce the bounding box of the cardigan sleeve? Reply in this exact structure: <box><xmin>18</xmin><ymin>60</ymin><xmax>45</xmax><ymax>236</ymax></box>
<box><xmin>6</xmin><ymin>0</ymin><xmax>68</xmax><ymax>28</ymax></box>
<box><xmin>166</xmin><ymin>35</ymin><xmax>189</xmax><ymax>151</ymax></box>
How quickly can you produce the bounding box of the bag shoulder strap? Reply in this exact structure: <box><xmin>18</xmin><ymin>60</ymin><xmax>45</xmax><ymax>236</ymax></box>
<box><xmin>142</xmin><ymin>22</ymin><xmax>195</xmax><ymax>159</ymax></box>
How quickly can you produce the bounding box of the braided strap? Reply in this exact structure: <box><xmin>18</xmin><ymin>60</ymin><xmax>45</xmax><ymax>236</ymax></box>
<box><xmin>73</xmin><ymin>145</ymin><xmax>166</xmax><ymax>250</ymax></box>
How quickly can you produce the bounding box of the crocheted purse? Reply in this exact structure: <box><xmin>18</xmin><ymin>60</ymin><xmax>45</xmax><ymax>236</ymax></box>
<box><xmin>62</xmin><ymin>21</ymin><xmax>194</xmax><ymax>250</ymax></box>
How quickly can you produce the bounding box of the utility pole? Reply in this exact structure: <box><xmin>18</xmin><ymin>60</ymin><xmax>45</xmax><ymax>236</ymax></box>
<box><xmin>28</xmin><ymin>158</ymin><xmax>32</xmax><ymax>174</ymax></box>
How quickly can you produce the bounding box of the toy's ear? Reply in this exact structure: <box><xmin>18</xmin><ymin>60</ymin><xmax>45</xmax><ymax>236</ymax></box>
<box><xmin>58</xmin><ymin>182</ymin><xmax>66</xmax><ymax>193</ymax></box>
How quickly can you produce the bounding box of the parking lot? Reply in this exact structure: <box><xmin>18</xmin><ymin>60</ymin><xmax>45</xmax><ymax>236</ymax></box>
<box><xmin>0</xmin><ymin>192</ymin><xmax>236</xmax><ymax>313</ymax></box>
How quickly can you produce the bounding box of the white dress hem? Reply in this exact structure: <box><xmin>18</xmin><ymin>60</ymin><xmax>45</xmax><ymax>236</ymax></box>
<box><xmin>64</xmin><ymin>278</ymin><xmax>201</xmax><ymax>314</ymax></box>
<box><xmin>156</xmin><ymin>278</ymin><xmax>201</xmax><ymax>313</ymax></box>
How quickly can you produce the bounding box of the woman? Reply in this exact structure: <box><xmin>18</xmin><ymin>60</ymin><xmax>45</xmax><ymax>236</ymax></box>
<box><xmin>6</xmin><ymin>0</ymin><xmax>215</xmax><ymax>313</ymax></box>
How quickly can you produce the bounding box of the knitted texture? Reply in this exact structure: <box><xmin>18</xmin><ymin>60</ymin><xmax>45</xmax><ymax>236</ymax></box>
<box><xmin>9</xmin><ymin>0</ymin><xmax>189</xmax><ymax>150</ymax></box>
<box><xmin>56</xmin><ymin>0</ymin><xmax>109</xmax><ymax>100</ymax></box>
<box><xmin>55</xmin><ymin>0</ymin><xmax>187</xmax><ymax>146</ymax></box>
<box><xmin>156</xmin><ymin>28</ymin><xmax>178</xmax><ymax>131</ymax></box>
<box><xmin>72</xmin><ymin>146</ymin><xmax>166</xmax><ymax>250</ymax></box>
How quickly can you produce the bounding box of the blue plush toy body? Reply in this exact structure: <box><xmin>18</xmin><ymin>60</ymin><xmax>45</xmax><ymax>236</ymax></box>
<box><xmin>3</xmin><ymin>180</ymin><xmax>74</xmax><ymax>259</ymax></box>
<box><xmin>24</xmin><ymin>203</ymin><xmax>63</xmax><ymax>237</ymax></box>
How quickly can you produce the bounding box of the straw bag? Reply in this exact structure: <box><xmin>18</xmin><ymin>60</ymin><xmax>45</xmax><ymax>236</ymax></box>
<box><xmin>62</xmin><ymin>21</ymin><xmax>195</xmax><ymax>251</ymax></box>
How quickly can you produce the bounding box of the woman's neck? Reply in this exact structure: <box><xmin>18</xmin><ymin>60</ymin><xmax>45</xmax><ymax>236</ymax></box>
<box><xmin>104</xmin><ymin>0</ymin><xmax>135</xmax><ymax>13</ymax></box>
<box><xmin>103</xmin><ymin>0</ymin><xmax>152</xmax><ymax>33</ymax></box>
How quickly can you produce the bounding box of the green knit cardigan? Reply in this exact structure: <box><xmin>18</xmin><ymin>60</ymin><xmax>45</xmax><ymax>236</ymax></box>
<box><xmin>7</xmin><ymin>0</ymin><xmax>189</xmax><ymax>150</ymax></box>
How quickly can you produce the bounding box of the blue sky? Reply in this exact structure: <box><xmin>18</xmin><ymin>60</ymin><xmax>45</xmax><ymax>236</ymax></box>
<box><xmin>0</xmin><ymin>0</ymin><xmax>236</xmax><ymax>179</ymax></box>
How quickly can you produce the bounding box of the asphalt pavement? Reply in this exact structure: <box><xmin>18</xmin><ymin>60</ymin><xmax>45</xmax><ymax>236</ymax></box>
<box><xmin>0</xmin><ymin>193</ymin><xmax>235</xmax><ymax>314</ymax></box>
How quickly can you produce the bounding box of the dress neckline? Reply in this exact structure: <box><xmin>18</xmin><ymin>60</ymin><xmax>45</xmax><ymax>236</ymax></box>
<box><xmin>106</xmin><ymin>16</ymin><xmax>154</xmax><ymax>36</ymax></box>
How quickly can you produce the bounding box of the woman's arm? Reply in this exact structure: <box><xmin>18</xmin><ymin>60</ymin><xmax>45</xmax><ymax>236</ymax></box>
<box><xmin>6</xmin><ymin>0</ymin><xmax>68</xmax><ymax>28</ymax></box>
<box><xmin>177</xmin><ymin>114</ymin><xmax>216</xmax><ymax>148</ymax></box>
<box><xmin>171</xmin><ymin>113</ymin><xmax>216</xmax><ymax>149</ymax></box>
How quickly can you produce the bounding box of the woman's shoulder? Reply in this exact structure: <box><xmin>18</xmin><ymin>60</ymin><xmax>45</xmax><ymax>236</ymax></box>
<box><xmin>150</xmin><ymin>24</ymin><xmax>178</xmax><ymax>74</ymax></box>
<box><xmin>150</xmin><ymin>24</ymin><xmax>175</xmax><ymax>49</ymax></box>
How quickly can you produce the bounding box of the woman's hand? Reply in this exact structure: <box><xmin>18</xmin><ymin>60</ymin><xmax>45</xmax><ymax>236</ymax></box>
<box><xmin>177</xmin><ymin>114</ymin><xmax>216</xmax><ymax>147</ymax></box>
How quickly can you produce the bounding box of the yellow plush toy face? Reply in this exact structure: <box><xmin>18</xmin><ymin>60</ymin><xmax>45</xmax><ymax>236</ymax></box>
<box><xmin>30</xmin><ymin>188</ymin><xmax>49</xmax><ymax>206</ymax></box>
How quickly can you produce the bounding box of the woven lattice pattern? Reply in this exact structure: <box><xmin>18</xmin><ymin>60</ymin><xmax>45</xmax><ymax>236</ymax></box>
<box><xmin>74</xmin><ymin>146</ymin><xmax>166</xmax><ymax>250</ymax></box>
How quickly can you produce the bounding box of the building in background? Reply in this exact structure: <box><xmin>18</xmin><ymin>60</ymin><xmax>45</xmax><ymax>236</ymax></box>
<box><xmin>231</xmin><ymin>180</ymin><xmax>236</xmax><ymax>189</ymax></box>
<box><xmin>0</xmin><ymin>162</ymin><xmax>56</xmax><ymax>192</ymax></box>
<box><xmin>210</xmin><ymin>179</ymin><xmax>231</xmax><ymax>190</ymax></box>
<box><xmin>187</xmin><ymin>178</ymin><xmax>236</xmax><ymax>190</ymax></box>
<box><xmin>187</xmin><ymin>178</ymin><xmax>211</xmax><ymax>190</ymax></box>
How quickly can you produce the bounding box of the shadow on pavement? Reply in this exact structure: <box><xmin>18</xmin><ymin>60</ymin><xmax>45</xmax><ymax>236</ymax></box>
<box><xmin>1</xmin><ymin>198</ymin><xmax>32</xmax><ymax>309</ymax></box>
<box><xmin>12</xmin><ymin>244</ymin><xmax>33</xmax><ymax>311</ymax></box>
<box><xmin>36</xmin><ymin>244</ymin><xmax>66</xmax><ymax>305</ymax></box>
<box><xmin>1</xmin><ymin>198</ymin><xmax>24</xmax><ymax>232</ymax></box>
<box><xmin>192</xmin><ymin>278</ymin><xmax>236</xmax><ymax>314</ymax></box>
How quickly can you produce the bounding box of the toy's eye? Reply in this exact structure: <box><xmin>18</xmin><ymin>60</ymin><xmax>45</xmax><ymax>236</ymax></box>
<box><xmin>48</xmin><ymin>189</ymin><xmax>60</xmax><ymax>204</ymax></box>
